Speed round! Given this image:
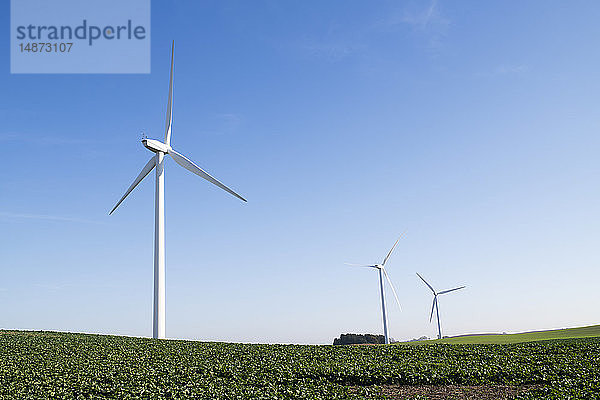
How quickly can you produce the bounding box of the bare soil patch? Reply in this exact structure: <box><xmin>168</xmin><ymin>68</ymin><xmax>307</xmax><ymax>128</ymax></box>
<box><xmin>353</xmin><ymin>384</ymin><xmax>541</xmax><ymax>399</ymax></box>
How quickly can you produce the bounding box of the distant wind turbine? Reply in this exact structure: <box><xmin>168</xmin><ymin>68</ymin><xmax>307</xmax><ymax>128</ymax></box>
<box><xmin>347</xmin><ymin>234</ymin><xmax>404</xmax><ymax>344</ymax></box>
<box><xmin>109</xmin><ymin>41</ymin><xmax>246</xmax><ymax>339</ymax></box>
<box><xmin>416</xmin><ymin>272</ymin><xmax>465</xmax><ymax>340</ymax></box>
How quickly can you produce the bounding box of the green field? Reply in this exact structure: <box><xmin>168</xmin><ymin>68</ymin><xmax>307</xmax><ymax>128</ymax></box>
<box><xmin>1</xmin><ymin>330</ymin><xmax>599</xmax><ymax>399</ymax></box>
<box><xmin>407</xmin><ymin>324</ymin><xmax>600</xmax><ymax>345</ymax></box>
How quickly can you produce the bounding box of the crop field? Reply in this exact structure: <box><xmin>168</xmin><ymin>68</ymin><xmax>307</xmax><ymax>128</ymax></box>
<box><xmin>1</xmin><ymin>331</ymin><xmax>599</xmax><ymax>399</ymax></box>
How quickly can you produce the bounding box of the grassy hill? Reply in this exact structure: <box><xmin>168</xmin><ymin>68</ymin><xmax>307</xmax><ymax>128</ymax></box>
<box><xmin>405</xmin><ymin>324</ymin><xmax>600</xmax><ymax>345</ymax></box>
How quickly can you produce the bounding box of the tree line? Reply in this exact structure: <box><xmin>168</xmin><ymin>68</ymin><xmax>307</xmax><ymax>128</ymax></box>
<box><xmin>333</xmin><ymin>333</ymin><xmax>386</xmax><ymax>345</ymax></box>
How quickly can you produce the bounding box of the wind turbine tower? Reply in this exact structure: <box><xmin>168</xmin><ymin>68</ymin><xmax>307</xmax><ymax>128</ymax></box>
<box><xmin>348</xmin><ymin>234</ymin><xmax>404</xmax><ymax>344</ymax></box>
<box><xmin>109</xmin><ymin>42</ymin><xmax>246</xmax><ymax>339</ymax></box>
<box><xmin>416</xmin><ymin>272</ymin><xmax>465</xmax><ymax>340</ymax></box>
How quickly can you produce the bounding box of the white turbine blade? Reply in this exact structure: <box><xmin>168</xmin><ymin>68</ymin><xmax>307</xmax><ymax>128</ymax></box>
<box><xmin>438</xmin><ymin>286</ymin><xmax>466</xmax><ymax>295</ymax></box>
<box><xmin>109</xmin><ymin>156</ymin><xmax>156</xmax><ymax>215</ymax></box>
<box><xmin>168</xmin><ymin>149</ymin><xmax>246</xmax><ymax>202</ymax></box>
<box><xmin>382</xmin><ymin>268</ymin><xmax>401</xmax><ymax>311</ymax></box>
<box><xmin>382</xmin><ymin>232</ymin><xmax>405</xmax><ymax>266</ymax></box>
<box><xmin>165</xmin><ymin>41</ymin><xmax>174</xmax><ymax>146</ymax></box>
<box><xmin>416</xmin><ymin>272</ymin><xmax>436</xmax><ymax>294</ymax></box>
<box><xmin>345</xmin><ymin>263</ymin><xmax>377</xmax><ymax>268</ymax></box>
<box><xmin>429</xmin><ymin>296</ymin><xmax>437</xmax><ymax>322</ymax></box>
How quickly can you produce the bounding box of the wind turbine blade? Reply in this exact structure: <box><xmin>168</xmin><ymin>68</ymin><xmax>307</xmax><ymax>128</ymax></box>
<box><xmin>429</xmin><ymin>296</ymin><xmax>437</xmax><ymax>323</ymax></box>
<box><xmin>168</xmin><ymin>149</ymin><xmax>246</xmax><ymax>202</ymax></box>
<box><xmin>344</xmin><ymin>263</ymin><xmax>377</xmax><ymax>268</ymax></box>
<box><xmin>382</xmin><ymin>268</ymin><xmax>401</xmax><ymax>311</ymax></box>
<box><xmin>382</xmin><ymin>232</ymin><xmax>405</xmax><ymax>266</ymax></box>
<box><xmin>165</xmin><ymin>41</ymin><xmax>174</xmax><ymax>146</ymax></box>
<box><xmin>416</xmin><ymin>272</ymin><xmax>436</xmax><ymax>294</ymax></box>
<box><xmin>109</xmin><ymin>156</ymin><xmax>156</xmax><ymax>215</ymax></box>
<box><xmin>438</xmin><ymin>286</ymin><xmax>466</xmax><ymax>295</ymax></box>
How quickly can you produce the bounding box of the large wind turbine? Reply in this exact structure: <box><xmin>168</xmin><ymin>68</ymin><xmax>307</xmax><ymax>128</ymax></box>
<box><xmin>109</xmin><ymin>41</ymin><xmax>246</xmax><ymax>339</ymax></box>
<box><xmin>416</xmin><ymin>272</ymin><xmax>464</xmax><ymax>340</ymax></box>
<box><xmin>348</xmin><ymin>235</ymin><xmax>404</xmax><ymax>344</ymax></box>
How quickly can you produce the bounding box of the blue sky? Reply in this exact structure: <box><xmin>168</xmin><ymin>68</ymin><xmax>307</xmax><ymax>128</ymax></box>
<box><xmin>1</xmin><ymin>1</ymin><xmax>599</xmax><ymax>344</ymax></box>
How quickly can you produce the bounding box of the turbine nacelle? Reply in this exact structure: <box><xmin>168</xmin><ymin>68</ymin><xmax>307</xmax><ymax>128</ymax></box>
<box><xmin>143</xmin><ymin>139</ymin><xmax>171</xmax><ymax>154</ymax></box>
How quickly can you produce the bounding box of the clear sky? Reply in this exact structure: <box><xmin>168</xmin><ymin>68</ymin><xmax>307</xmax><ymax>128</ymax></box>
<box><xmin>1</xmin><ymin>1</ymin><xmax>599</xmax><ymax>344</ymax></box>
